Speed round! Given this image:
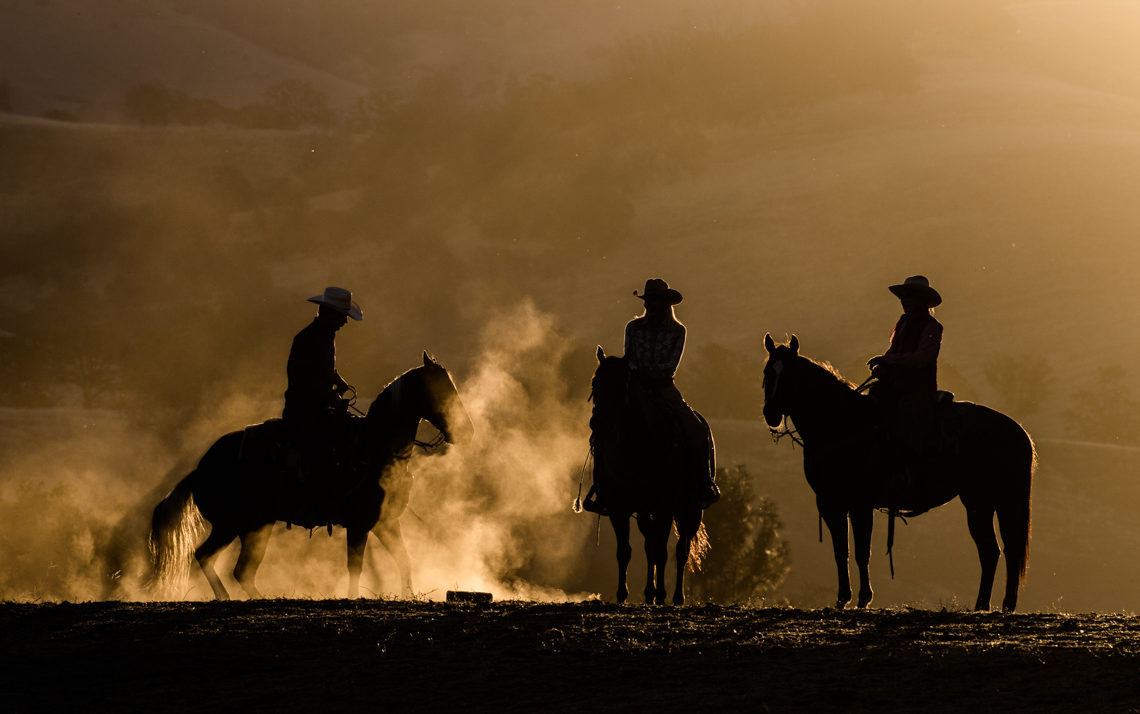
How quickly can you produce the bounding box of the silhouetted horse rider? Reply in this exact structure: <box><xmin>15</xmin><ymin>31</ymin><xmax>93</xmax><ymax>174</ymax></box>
<box><xmin>867</xmin><ymin>275</ymin><xmax>943</xmax><ymax>496</ymax></box>
<box><xmin>282</xmin><ymin>286</ymin><xmax>363</xmax><ymax>482</ymax></box>
<box><xmin>584</xmin><ymin>278</ymin><xmax>719</xmax><ymax>514</ymax></box>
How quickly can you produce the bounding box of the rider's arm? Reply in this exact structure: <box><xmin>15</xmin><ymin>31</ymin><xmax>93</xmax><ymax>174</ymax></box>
<box><xmin>881</xmin><ymin>321</ymin><xmax>942</xmax><ymax>368</ymax></box>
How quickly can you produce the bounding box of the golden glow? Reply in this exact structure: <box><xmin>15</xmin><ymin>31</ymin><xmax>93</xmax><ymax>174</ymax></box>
<box><xmin>1</xmin><ymin>0</ymin><xmax>1138</xmax><ymax>611</ymax></box>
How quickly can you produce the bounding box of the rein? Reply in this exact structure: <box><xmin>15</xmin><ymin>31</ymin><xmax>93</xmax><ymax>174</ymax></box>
<box><xmin>769</xmin><ymin>420</ymin><xmax>804</xmax><ymax>448</ymax></box>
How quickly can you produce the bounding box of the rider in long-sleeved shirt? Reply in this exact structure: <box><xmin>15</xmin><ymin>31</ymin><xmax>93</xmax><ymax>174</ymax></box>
<box><xmin>282</xmin><ymin>287</ymin><xmax>362</xmax><ymax>480</ymax></box>
<box><xmin>868</xmin><ymin>275</ymin><xmax>943</xmax><ymax>457</ymax></box>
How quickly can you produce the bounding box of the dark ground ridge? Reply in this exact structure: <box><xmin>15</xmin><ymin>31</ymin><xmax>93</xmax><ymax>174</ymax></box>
<box><xmin>4</xmin><ymin>601</ymin><xmax>1140</xmax><ymax>712</ymax></box>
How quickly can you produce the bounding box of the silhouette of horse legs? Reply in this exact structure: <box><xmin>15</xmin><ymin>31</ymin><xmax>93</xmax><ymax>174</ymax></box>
<box><xmin>851</xmin><ymin>507</ymin><xmax>874</xmax><ymax>608</ymax></box>
<box><xmin>610</xmin><ymin>515</ymin><xmax>632</xmax><ymax>604</ymax></box>
<box><xmin>966</xmin><ymin>505</ymin><xmax>1001</xmax><ymax>610</ymax></box>
<box><xmin>996</xmin><ymin>497</ymin><xmax>1030</xmax><ymax>612</ymax></box>
<box><xmin>345</xmin><ymin>526</ymin><xmax>370</xmax><ymax>598</ymax></box>
<box><xmin>638</xmin><ymin>514</ymin><xmax>670</xmax><ymax>605</ymax></box>
<box><xmin>821</xmin><ymin>503</ymin><xmax>874</xmax><ymax>609</ymax></box>
<box><xmin>233</xmin><ymin>525</ymin><xmax>273</xmax><ymax>598</ymax></box>
<box><xmin>371</xmin><ymin>520</ymin><xmax>414</xmax><ymax>597</ymax></box>
<box><xmin>195</xmin><ymin>527</ymin><xmax>238</xmax><ymax>601</ymax></box>
<box><xmin>672</xmin><ymin>510</ymin><xmax>701</xmax><ymax>606</ymax></box>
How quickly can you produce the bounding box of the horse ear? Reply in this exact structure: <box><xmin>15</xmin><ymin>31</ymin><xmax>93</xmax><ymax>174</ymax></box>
<box><xmin>423</xmin><ymin>351</ymin><xmax>433</xmax><ymax>367</ymax></box>
<box><xmin>764</xmin><ymin>333</ymin><xmax>776</xmax><ymax>354</ymax></box>
<box><xmin>596</xmin><ymin>345</ymin><xmax>605</xmax><ymax>363</ymax></box>
<box><xmin>789</xmin><ymin>335</ymin><xmax>799</xmax><ymax>355</ymax></box>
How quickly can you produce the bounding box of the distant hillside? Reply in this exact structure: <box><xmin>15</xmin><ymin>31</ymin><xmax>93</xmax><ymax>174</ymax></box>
<box><xmin>0</xmin><ymin>0</ymin><xmax>789</xmax><ymax>121</ymax></box>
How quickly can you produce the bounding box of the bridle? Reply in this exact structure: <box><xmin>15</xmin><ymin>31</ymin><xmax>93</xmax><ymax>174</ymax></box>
<box><xmin>764</xmin><ymin>358</ymin><xmax>803</xmax><ymax>446</ymax></box>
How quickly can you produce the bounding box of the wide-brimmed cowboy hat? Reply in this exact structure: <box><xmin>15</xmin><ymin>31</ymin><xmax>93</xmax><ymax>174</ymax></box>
<box><xmin>634</xmin><ymin>278</ymin><xmax>683</xmax><ymax>305</ymax></box>
<box><xmin>888</xmin><ymin>275</ymin><xmax>941</xmax><ymax>307</ymax></box>
<box><xmin>308</xmin><ymin>286</ymin><xmax>363</xmax><ymax>320</ymax></box>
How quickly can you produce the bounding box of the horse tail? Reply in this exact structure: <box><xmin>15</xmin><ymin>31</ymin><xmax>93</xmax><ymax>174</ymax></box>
<box><xmin>686</xmin><ymin>521</ymin><xmax>710</xmax><ymax>572</ymax></box>
<box><xmin>148</xmin><ymin>471</ymin><xmax>207</xmax><ymax>598</ymax></box>
<box><xmin>999</xmin><ymin>428</ymin><xmax>1036</xmax><ymax>586</ymax></box>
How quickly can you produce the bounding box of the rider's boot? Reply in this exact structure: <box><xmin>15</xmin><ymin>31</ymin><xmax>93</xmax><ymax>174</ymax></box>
<box><xmin>582</xmin><ymin>484</ymin><xmax>609</xmax><ymax>516</ymax></box>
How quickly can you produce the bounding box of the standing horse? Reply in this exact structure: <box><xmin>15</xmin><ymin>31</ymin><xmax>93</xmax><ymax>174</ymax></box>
<box><xmin>762</xmin><ymin>334</ymin><xmax>1034</xmax><ymax>611</ymax></box>
<box><xmin>150</xmin><ymin>352</ymin><xmax>473</xmax><ymax>600</ymax></box>
<box><xmin>589</xmin><ymin>347</ymin><xmax>710</xmax><ymax>605</ymax></box>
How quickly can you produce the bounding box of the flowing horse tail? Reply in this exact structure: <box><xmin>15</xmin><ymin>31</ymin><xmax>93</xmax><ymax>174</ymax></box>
<box><xmin>149</xmin><ymin>471</ymin><xmax>207</xmax><ymax>598</ymax></box>
<box><xmin>687</xmin><ymin>521</ymin><xmax>710</xmax><ymax>571</ymax></box>
<box><xmin>686</xmin><ymin>410</ymin><xmax>714</xmax><ymax>572</ymax></box>
<box><xmin>1004</xmin><ymin>433</ymin><xmax>1036</xmax><ymax>586</ymax></box>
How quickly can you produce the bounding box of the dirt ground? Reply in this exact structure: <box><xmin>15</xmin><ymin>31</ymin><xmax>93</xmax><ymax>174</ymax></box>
<box><xmin>4</xmin><ymin>601</ymin><xmax>1140</xmax><ymax>713</ymax></box>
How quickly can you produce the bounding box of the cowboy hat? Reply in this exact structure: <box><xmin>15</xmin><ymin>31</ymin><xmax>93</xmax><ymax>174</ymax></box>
<box><xmin>888</xmin><ymin>275</ymin><xmax>941</xmax><ymax>307</ymax></box>
<box><xmin>634</xmin><ymin>278</ymin><xmax>683</xmax><ymax>305</ymax></box>
<box><xmin>308</xmin><ymin>286</ymin><xmax>363</xmax><ymax>320</ymax></box>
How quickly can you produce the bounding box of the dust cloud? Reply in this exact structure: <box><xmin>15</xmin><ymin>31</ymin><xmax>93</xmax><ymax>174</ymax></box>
<box><xmin>0</xmin><ymin>301</ymin><xmax>600</xmax><ymax>602</ymax></box>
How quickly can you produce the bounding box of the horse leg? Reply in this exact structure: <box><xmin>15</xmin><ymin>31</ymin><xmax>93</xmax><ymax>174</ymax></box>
<box><xmin>346</xmin><ymin>526</ymin><xmax>369</xmax><ymax>598</ymax></box>
<box><xmin>195</xmin><ymin>528</ymin><xmax>237</xmax><ymax>601</ymax></box>
<box><xmin>653</xmin><ymin>519</ymin><xmax>669</xmax><ymax>606</ymax></box>
<box><xmin>232</xmin><ymin>524</ymin><xmax>273</xmax><ymax>599</ymax></box>
<box><xmin>672</xmin><ymin>513</ymin><xmax>699</xmax><ymax>606</ymax></box>
<box><xmin>372</xmin><ymin>519</ymin><xmax>414</xmax><ymax>598</ymax></box>
<box><xmin>636</xmin><ymin>515</ymin><xmax>656</xmax><ymax>604</ymax></box>
<box><xmin>639</xmin><ymin>515</ymin><xmax>667</xmax><ymax>605</ymax></box>
<box><xmin>965</xmin><ymin>505</ymin><xmax>1000</xmax><ymax>611</ymax></box>
<box><xmin>637</xmin><ymin>515</ymin><xmax>656</xmax><ymax>604</ymax></box>
<box><xmin>611</xmin><ymin>515</ymin><xmax>632</xmax><ymax>604</ymax></box>
<box><xmin>820</xmin><ymin>505</ymin><xmax>852</xmax><ymax>609</ymax></box>
<box><xmin>850</xmin><ymin>507</ymin><xmax>874</xmax><ymax>608</ymax></box>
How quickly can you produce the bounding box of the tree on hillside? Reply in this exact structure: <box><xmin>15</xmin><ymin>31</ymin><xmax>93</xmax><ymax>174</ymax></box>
<box><xmin>688</xmin><ymin>464</ymin><xmax>790</xmax><ymax>604</ymax></box>
<box><xmin>983</xmin><ymin>353</ymin><xmax>1054</xmax><ymax>419</ymax></box>
<box><xmin>124</xmin><ymin>83</ymin><xmax>227</xmax><ymax>126</ymax></box>
<box><xmin>1064</xmin><ymin>364</ymin><xmax>1140</xmax><ymax>445</ymax></box>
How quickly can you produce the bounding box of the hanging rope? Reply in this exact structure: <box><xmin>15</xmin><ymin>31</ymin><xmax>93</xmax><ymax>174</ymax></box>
<box><xmin>881</xmin><ymin>509</ymin><xmax>908</xmax><ymax>579</ymax></box>
<box><xmin>571</xmin><ymin>447</ymin><xmax>593</xmax><ymax>513</ymax></box>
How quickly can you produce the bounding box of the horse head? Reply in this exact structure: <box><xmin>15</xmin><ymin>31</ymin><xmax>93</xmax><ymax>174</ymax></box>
<box><xmin>762</xmin><ymin>333</ymin><xmax>800</xmax><ymax>428</ymax></box>
<box><xmin>416</xmin><ymin>351</ymin><xmax>474</xmax><ymax>446</ymax></box>
<box><xmin>591</xmin><ymin>346</ymin><xmax>630</xmax><ymax>409</ymax></box>
<box><xmin>367</xmin><ymin>351</ymin><xmax>474</xmax><ymax>450</ymax></box>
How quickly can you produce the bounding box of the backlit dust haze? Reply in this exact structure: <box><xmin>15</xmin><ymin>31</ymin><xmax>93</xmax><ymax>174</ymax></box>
<box><xmin>1</xmin><ymin>0</ymin><xmax>1139</xmax><ymax>611</ymax></box>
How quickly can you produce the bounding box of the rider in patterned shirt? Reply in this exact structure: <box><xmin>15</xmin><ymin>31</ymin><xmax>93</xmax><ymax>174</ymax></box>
<box><xmin>584</xmin><ymin>278</ymin><xmax>720</xmax><ymax>515</ymax></box>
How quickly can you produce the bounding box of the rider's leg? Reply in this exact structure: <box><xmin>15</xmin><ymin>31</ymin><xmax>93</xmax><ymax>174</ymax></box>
<box><xmin>677</xmin><ymin>403</ymin><xmax>718</xmax><ymax>508</ymax></box>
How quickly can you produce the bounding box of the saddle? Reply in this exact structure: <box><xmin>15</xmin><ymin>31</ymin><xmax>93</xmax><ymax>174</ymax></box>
<box><xmin>879</xmin><ymin>391</ymin><xmax>964</xmax><ymax>517</ymax></box>
<box><xmin>238</xmin><ymin>417</ymin><xmax>364</xmax><ymax>529</ymax></box>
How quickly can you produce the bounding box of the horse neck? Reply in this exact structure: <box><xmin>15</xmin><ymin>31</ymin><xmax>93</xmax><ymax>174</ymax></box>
<box><xmin>788</xmin><ymin>361</ymin><xmax>865</xmax><ymax>442</ymax></box>
<box><xmin>365</xmin><ymin>371</ymin><xmax>424</xmax><ymax>457</ymax></box>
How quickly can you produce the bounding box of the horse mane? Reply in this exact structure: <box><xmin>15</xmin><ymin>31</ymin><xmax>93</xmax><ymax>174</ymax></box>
<box><xmin>799</xmin><ymin>355</ymin><xmax>857</xmax><ymax>391</ymax></box>
<box><xmin>366</xmin><ymin>364</ymin><xmax>424</xmax><ymax>419</ymax></box>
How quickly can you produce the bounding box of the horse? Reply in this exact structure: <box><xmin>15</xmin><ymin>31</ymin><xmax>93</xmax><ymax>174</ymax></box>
<box><xmin>589</xmin><ymin>347</ymin><xmax>710</xmax><ymax>605</ymax></box>
<box><xmin>150</xmin><ymin>352</ymin><xmax>474</xmax><ymax>600</ymax></box>
<box><xmin>761</xmin><ymin>334</ymin><xmax>1035</xmax><ymax>611</ymax></box>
